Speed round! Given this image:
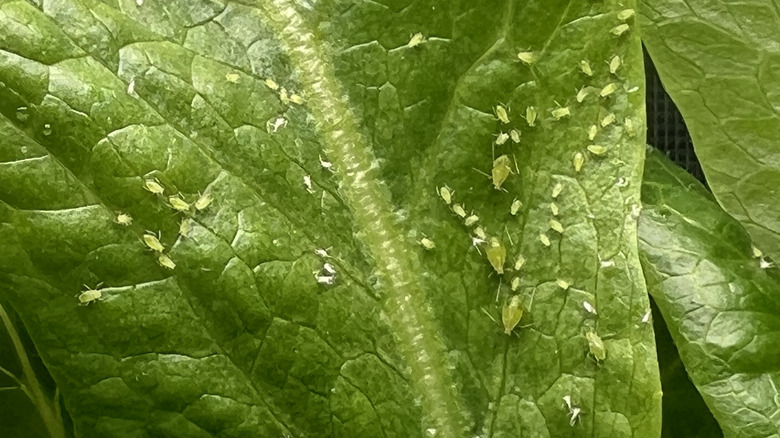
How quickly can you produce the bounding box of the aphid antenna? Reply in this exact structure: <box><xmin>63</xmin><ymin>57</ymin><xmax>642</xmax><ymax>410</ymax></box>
<box><xmin>512</xmin><ymin>153</ymin><xmax>520</xmax><ymax>174</ymax></box>
<box><xmin>504</xmin><ymin>226</ymin><xmax>514</xmax><ymax>246</ymax></box>
<box><xmin>471</xmin><ymin>167</ymin><xmax>491</xmax><ymax>180</ymax></box>
<box><xmin>494</xmin><ymin>278</ymin><xmax>503</xmax><ymax>302</ymax></box>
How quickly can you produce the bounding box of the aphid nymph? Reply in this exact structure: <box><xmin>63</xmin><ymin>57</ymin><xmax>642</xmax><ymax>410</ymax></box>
<box><xmin>495</xmin><ymin>105</ymin><xmax>510</xmax><ymax>124</ymax></box>
<box><xmin>492</xmin><ymin>155</ymin><xmax>513</xmax><ymax>190</ymax></box>
<box><xmin>144</xmin><ymin>178</ymin><xmax>165</xmax><ymax>195</ymax></box>
<box><xmin>420</xmin><ymin>237</ymin><xmax>436</xmax><ymax>250</ymax></box>
<box><xmin>407</xmin><ymin>32</ymin><xmax>426</xmax><ymax>48</ymax></box>
<box><xmin>486</xmin><ymin>237</ymin><xmax>507</xmax><ymax>275</ymax></box>
<box><xmin>158</xmin><ymin>253</ymin><xmax>176</xmax><ymax>270</ymax></box>
<box><xmin>510</xmin><ymin>198</ymin><xmax>522</xmax><ymax>216</ymax></box>
<box><xmin>525</xmin><ymin>106</ymin><xmax>537</xmax><ymax>127</ymax></box>
<box><xmin>517</xmin><ymin>51</ymin><xmax>539</xmax><ymax>65</ymax></box>
<box><xmin>437</xmin><ymin>185</ymin><xmax>453</xmax><ymax>205</ymax></box>
<box><xmin>77</xmin><ymin>284</ymin><xmax>103</xmax><ymax>306</ymax></box>
<box><xmin>115</xmin><ymin>213</ymin><xmax>133</xmax><ymax>226</ymax></box>
<box><xmin>143</xmin><ymin>231</ymin><xmax>165</xmax><ymax>252</ymax></box>
<box><xmin>586</xmin><ymin>330</ymin><xmax>607</xmax><ymax>362</ymax></box>
<box><xmin>195</xmin><ymin>193</ymin><xmax>213</xmax><ymax>211</ymax></box>
<box><xmin>501</xmin><ymin>295</ymin><xmax>525</xmax><ymax>335</ymax></box>
<box><xmin>168</xmin><ymin>195</ymin><xmax>190</xmax><ymax>212</ymax></box>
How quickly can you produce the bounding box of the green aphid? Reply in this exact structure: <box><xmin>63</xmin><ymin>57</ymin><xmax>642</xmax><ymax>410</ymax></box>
<box><xmin>495</xmin><ymin>104</ymin><xmax>510</xmax><ymax>124</ymax></box>
<box><xmin>525</xmin><ymin>106</ymin><xmax>537</xmax><ymax>127</ymax></box>
<box><xmin>517</xmin><ymin>51</ymin><xmax>539</xmax><ymax>65</ymax></box>
<box><xmin>586</xmin><ymin>331</ymin><xmax>607</xmax><ymax>362</ymax></box>
<box><xmin>580</xmin><ymin>59</ymin><xmax>593</xmax><ymax>76</ymax></box>
<box><xmin>587</xmin><ymin>145</ymin><xmax>608</xmax><ymax>156</ymax></box>
<box><xmin>486</xmin><ymin>237</ymin><xmax>507</xmax><ymax>274</ymax></box>
<box><xmin>600</xmin><ymin>82</ymin><xmax>619</xmax><ymax>97</ymax></box>
<box><xmin>502</xmin><ymin>295</ymin><xmax>525</xmax><ymax>335</ymax></box>
<box><xmin>492</xmin><ymin>155</ymin><xmax>513</xmax><ymax>190</ymax></box>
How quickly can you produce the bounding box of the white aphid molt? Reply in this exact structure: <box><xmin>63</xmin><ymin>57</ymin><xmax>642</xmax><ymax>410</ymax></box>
<box><xmin>303</xmin><ymin>175</ymin><xmax>314</xmax><ymax>193</ymax></box>
<box><xmin>583</xmin><ymin>301</ymin><xmax>597</xmax><ymax>314</ymax></box>
<box><xmin>316</xmin><ymin>274</ymin><xmax>336</xmax><ymax>285</ymax></box>
<box><xmin>115</xmin><ymin>213</ymin><xmax>133</xmax><ymax>226</ymax></box>
<box><xmin>267</xmin><ymin>116</ymin><xmax>288</xmax><ymax>133</ymax></box>
<box><xmin>323</xmin><ymin>262</ymin><xmax>337</xmax><ymax>275</ymax></box>
<box><xmin>563</xmin><ymin>395</ymin><xmax>582</xmax><ymax>427</ymax></box>
<box><xmin>319</xmin><ymin>155</ymin><xmax>334</xmax><ymax>171</ymax></box>
<box><xmin>315</xmin><ymin>248</ymin><xmax>331</xmax><ymax>258</ymax></box>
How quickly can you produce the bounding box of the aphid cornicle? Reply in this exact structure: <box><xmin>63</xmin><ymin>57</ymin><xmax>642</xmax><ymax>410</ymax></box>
<box><xmin>492</xmin><ymin>155</ymin><xmax>513</xmax><ymax>190</ymax></box>
<box><xmin>525</xmin><ymin>106</ymin><xmax>537</xmax><ymax>127</ymax></box>
<box><xmin>517</xmin><ymin>51</ymin><xmax>539</xmax><ymax>65</ymax></box>
<box><xmin>168</xmin><ymin>195</ymin><xmax>190</xmax><ymax>212</ymax></box>
<box><xmin>77</xmin><ymin>284</ymin><xmax>103</xmax><ymax>306</ymax></box>
<box><xmin>143</xmin><ymin>232</ymin><xmax>165</xmax><ymax>252</ymax></box>
<box><xmin>144</xmin><ymin>178</ymin><xmax>165</xmax><ymax>195</ymax></box>
<box><xmin>495</xmin><ymin>105</ymin><xmax>510</xmax><ymax>124</ymax></box>
<box><xmin>485</xmin><ymin>237</ymin><xmax>506</xmax><ymax>275</ymax></box>
<box><xmin>420</xmin><ymin>237</ymin><xmax>436</xmax><ymax>250</ymax></box>
<box><xmin>501</xmin><ymin>295</ymin><xmax>525</xmax><ymax>335</ymax></box>
<box><xmin>586</xmin><ymin>331</ymin><xmax>607</xmax><ymax>362</ymax></box>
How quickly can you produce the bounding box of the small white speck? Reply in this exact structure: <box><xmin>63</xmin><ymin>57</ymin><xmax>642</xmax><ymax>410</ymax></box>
<box><xmin>315</xmin><ymin>248</ymin><xmax>330</xmax><ymax>258</ymax></box>
<box><xmin>642</xmin><ymin>310</ymin><xmax>651</xmax><ymax>323</ymax></box>
<box><xmin>127</xmin><ymin>78</ymin><xmax>136</xmax><ymax>96</ymax></box>
<box><xmin>319</xmin><ymin>155</ymin><xmax>333</xmax><ymax>171</ymax></box>
<box><xmin>600</xmin><ymin>259</ymin><xmax>614</xmax><ymax>268</ymax></box>
<box><xmin>303</xmin><ymin>175</ymin><xmax>314</xmax><ymax>193</ymax></box>
<box><xmin>323</xmin><ymin>263</ymin><xmax>336</xmax><ymax>275</ymax></box>
<box><xmin>136</xmin><ymin>0</ymin><xmax>143</xmax><ymax>5</ymax></box>
<box><xmin>316</xmin><ymin>275</ymin><xmax>335</xmax><ymax>285</ymax></box>
<box><xmin>583</xmin><ymin>301</ymin><xmax>597</xmax><ymax>314</ymax></box>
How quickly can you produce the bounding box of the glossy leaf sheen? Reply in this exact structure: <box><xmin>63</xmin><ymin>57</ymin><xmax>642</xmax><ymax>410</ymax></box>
<box><xmin>641</xmin><ymin>0</ymin><xmax>780</xmax><ymax>261</ymax></box>
<box><xmin>639</xmin><ymin>149</ymin><xmax>780</xmax><ymax>438</ymax></box>
<box><xmin>0</xmin><ymin>0</ymin><xmax>660</xmax><ymax>436</ymax></box>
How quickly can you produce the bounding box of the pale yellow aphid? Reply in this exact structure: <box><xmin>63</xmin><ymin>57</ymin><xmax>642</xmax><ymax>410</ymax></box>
<box><xmin>509</xmin><ymin>129</ymin><xmax>521</xmax><ymax>144</ymax></box>
<box><xmin>144</xmin><ymin>178</ymin><xmax>165</xmax><ymax>195</ymax></box>
<box><xmin>492</xmin><ymin>155</ymin><xmax>513</xmax><ymax>190</ymax></box>
<box><xmin>609</xmin><ymin>55</ymin><xmax>621</xmax><ymax>75</ymax></box>
<box><xmin>168</xmin><ymin>195</ymin><xmax>190</xmax><ymax>212</ymax></box>
<box><xmin>495</xmin><ymin>105</ymin><xmax>510</xmax><ymax>124</ymax></box>
<box><xmin>624</xmin><ymin>118</ymin><xmax>636</xmax><ymax>137</ymax></box>
<box><xmin>279</xmin><ymin>88</ymin><xmax>290</xmax><ymax>105</ymax></box>
<box><xmin>618</xmin><ymin>9</ymin><xmax>635</xmax><ymax>21</ymax></box>
<box><xmin>115</xmin><ymin>213</ymin><xmax>133</xmax><ymax>226</ymax></box>
<box><xmin>290</xmin><ymin>93</ymin><xmax>304</xmax><ymax>105</ymax></box>
<box><xmin>550</xmin><ymin>202</ymin><xmax>559</xmax><ymax>216</ymax></box>
<box><xmin>420</xmin><ymin>237</ymin><xmax>436</xmax><ymax>250</ymax></box>
<box><xmin>588</xmin><ymin>124</ymin><xmax>598</xmax><ymax>141</ymax></box>
<box><xmin>573</xmin><ymin>152</ymin><xmax>585</xmax><ymax>173</ymax></box>
<box><xmin>474</xmin><ymin>226</ymin><xmax>487</xmax><ymax>240</ymax></box>
<box><xmin>486</xmin><ymin>237</ymin><xmax>507</xmax><ymax>274</ymax></box>
<box><xmin>549</xmin><ymin>219</ymin><xmax>564</xmax><ymax>234</ymax></box>
<box><xmin>752</xmin><ymin>245</ymin><xmax>763</xmax><ymax>258</ymax></box>
<box><xmin>502</xmin><ymin>295</ymin><xmax>525</xmax><ymax>335</ymax></box>
<box><xmin>611</xmin><ymin>24</ymin><xmax>630</xmax><ymax>36</ymax></box>
<box><xmin>225</xmin><ymin>73</ymin><xmax>240</xmax><ymax>83</ymax></box>
<box><xmin>464</xmin><ymin>215</ymin><xmax>479</xmax><ymax>227</ymax></box>
<box><xmin>510</xmin><ymin>198</ymin><xmax>522</xmax><ymax>216</ymax></box>
<box><xmin>586</xmin><ymin>331</ymin><xmax>607</xmax><ymax>362</ymax></box>
<box><xmin>514</xmin><ymin>254</ymin><xmax>526</xmax><ymax>271</ymax></box>
<box><xmin>539</xmin><ymin>233</ymin><xmax>551</xmax><ymax>247</ymax></box>
<box><xmin>195</xmin><ymin>193</ymin><xmax>213</xmax><ymax>211</ymax></box>
<box><xmin>576</xmin><ymin>87</ymin><xmax>589</xmax><ymax>103</ymax></box>
<box><xmin>452</xmin><ymin>203</ymin><xmax>467</xmax><ymax>218</ymax></box>
<box><xmin>179</xmin><ymin>218</ymin><xmax>192</xmax><ymax>237</ymax></box>
<box><xmin>587</xmin><ymin>145</ymin><xmax>608</xmax><ymax>156</ymax></box>
<box><xmin>264</xmin><ymin>78</ymin><xmax>280</xmax><ymax>91</ymax></box>
<box><xmin>157</xmin><ymin>253</ymin><xmax>176</xmax><ymax>270</ymax></box>
<box><xmin>600</xmin><ymin>82</ymin><xmax>619</xmax><ymax>97</ymax></box>
<box><xmin>143</xmin><ymin>232</ymin><xmax>164</xmax><ymax>252</ymax></box>
<box><xmin>580</xmin><ymin>60</ymin><xmax>593</xmax><ymax>76</ymax></box>
<box><xmin>551</xmin><ymin>106</ymin><xmax>570</xmax><ymax>120</ymax></box>
<box><xmin>407</xmin><ymin>32</ymin><xmax>426</xmax><ymax>48</ymax></box>
<box><xmin>495</xmin><ymin>132</ymin><xmax>510</xmax><ymax>145</ymax></box>
<box><xmin>556</xmin><ymin>279</ymin><xmax>570</xmax><ymax>290</ymax></box>
<box><xmin>552</xmin><ymin>182</ymin><xmax>563</xmax><ymax>199</ymax></box>
<box><xmin>437</xmin><ymin>186</ymin><xmax>453</xmax><ymax>205</ymax></box>
<box><xmin>77</xmin><ymin>284</ymin><xmax>103</xmax><ymax>306</ymax></box>
<box><xmin>601</xmin><ymin>113</ymin><xmax>616</xmax><ymax>127</ymax></box>
<box><xmin>517</xmin><ymin>51</ymin><xmax>539</xmax><ymax>65</ymax></box>
<box><xmin>525</xmin><ymin>106</ymin><xmax>537</xmax><ymax>127</ymax></box>
<box><xmin>511</xmin><ymin>276</ymin><xmax>521</xmax><ymax>291</ymax></box>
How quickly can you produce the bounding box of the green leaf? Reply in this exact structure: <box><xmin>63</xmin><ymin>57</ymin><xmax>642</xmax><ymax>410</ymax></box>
<box><xmin>0</xmin><ymin>0</ymin><xmax>660</xmax><ymax>436</ymax></box>
<box><xmin>640</xmin><ymin>0</ymin><xmax>780</xmax><ymax>261</ymax></box>
<box><xmin>639</xmin><ymin>148</ymin><xmax>780</xmax><ymax>437</ymax></box>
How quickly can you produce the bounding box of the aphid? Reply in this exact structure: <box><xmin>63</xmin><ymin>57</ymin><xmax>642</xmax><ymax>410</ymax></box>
<box><xmin>495</xmin><ymin>132</ymin><xmax>510</xmax><ymax>145</ymax></box>
<box><xmin>464</xmin><ymin>215</ymin><xmax>479</xmax><ymax>227</ymax></box>
<box><xmin>77</xmin><ymin>284</ymin><xmax>103</xmax><ymax>306</ymax></box>
<box><xmin>588</xmin><ymin>124</ymin><xmax>598</xmax><ymax>140</ymax></box>
<box><xmin>492</xmin><ymin>155</ymin><xmax>513</xmax><ymax>190</ymax></box>
<box><xmin>576</xmin><ymin>87</ymin><xmax>589</xmax><ymax>103</ymax></box>
<box><xmin>563</xmin><ymin>396</ymin><xmax>582</xmax><ymax>427</ymax></box>
<box><xmin>290</xmin><ymin>93</ymin><xmax>304</xmax><ymax>105</ymax></box>
<box><xmin>437</xmin><ymin>186</ymin><xmax>453</xmax><ymax>205</ymax></box>
<box><xmin>314</xmin><ymin>248</ymin><xmax>330</xmax><ymax>258</ymax></box>
<box><xmin>583</xmin><ymin>301</ymin><xmax>597</xmax><ymax>314</ymax></box>
<box><xmin>115</xmin><ymin>213</ymin><xmax>133</xmax><ymax>226</ymax></box>
<box><xmin>551</xmin><ymin>182</ymin><xmax>563</xmax><ymax>199</ymax></box>
<box><xmin>514</xmin><ymin>254</ymin><xmax>526</xmax><ymax>270</ymax></box>
<box><xmin>573</xmin><ymin>152</ymin><xmax>584</xmax><ymax>173</ymax></box>
<box><xmin>600</xmin><ymin>259</ymin><xmax>615</xmax><ymax>268</ymax></box>
<box><xmin>539</xmin><ymin>233</ymin><xmax>551</xmax><ymax>247</ymax></box>
<box><xmin>279</xmin><ymin>88</ymin><xmax>290</xmax><ymax>104</ymax></box>
<box><xmin>587</xmin><ymin>145</ymin><xmax>608</xmax><ymax>156</ymax></box>
<box><xmin>510</xmin><ymin>198</ymin><xmax>522</xmax><ymax>216</ymax></box>
<box><xmin>127</xmin><ymin>78</ymin><xmax>136</xmax><ymax>96</ymax></box>
<box><xmin>195</xmin><ymin>193</ymin><xmax>213</xmax><ymax>211</ymax></box>
<box><xmin>611</xmin><ymin>24</ymin><xmax>630</xmax><ymax>36</ymax></box>
<box><xmin>225</xmin><ymin>73</ymin><xmax>240</xmax><ymax>83</ymax></box>
<box><xmin>316</xmin><ymin>275</ymin><xmax>336</xmax><ymax>285</ymax></box>
<box><xmin>580</xmin><ymin>59</ymin><xmax>593</xmax><ymax>76</ymax></box>
<box><xmin>495</xmin><ymin>105</ymin><xmax>510</xmax><ymax>124</ymax></box>
<box><xmin>556</xmin><ymin>279</ymin><xmax>569</xmax><ymax>290</ymax></box>
<box><xmin>267</xmin><ymin>116</ymin><xmax>287</xmax><ymax>133</ymax></box>
<box><xmin>586</xmin><ymin>331</ymin><xmax>607</xmax><ymax>362</ymax></box>
<box><xmin>624</xmin><ymin>118</ymin><xmax>636</xmax><ymax>136</ymax></box>
<box><xmin>303</xmin><ymin>175</ymin><xmax>314</xmax><ymax>193</ymax></box>
<box><xmin>551</xmin><ymin>106</ymin><xmax>570</xmax><ymax>120</ymax></box>
<box><xmin>549</xmin><ymin>219</ymin><xmax>564</xmax><ymax>234</ymax></box>
<box><xmin>323</xmin><ymin>262</ymin><xmax>337</xmax><ymax>275</ymax></box>
<box><xmin>616</xmin><ymin>177</ymin><xmax>629</xmax><ymax>188</ymax></box>
<box><xmin>264</xmin><ymin>78</ymin><xmax>280</xmax><ymax>91</ymax></box>
<box><xmin>144</xmin><ymin>178</ymin><xmax>165</xmax><ymax>195</ymax></box>
<box><xmin>517</xmin><ymin>51</ymin><xmax>539</xmax><ymax>65</ymax></box>
<box><xmin>525</xmin><ymin>106</ymin><xmax>537</xmax><ymax>127</ymax></box>
<box><xmin>420</xmin><ymin>237</ymin><xmax>436</xmax><ymax>250</ymax></box>
<box><xmin>618</xmin><ymin>8</ymin><xmax>635</xmax><ymax>21</ymax></box>
<box><xmin>179</xmin><ymin>218</ymin><xmax>192</xmax><ymax>237</ymax></box>
<box><xmin>550</xmin><ymin>202</ymin><xmax>559</xmax><ymax>216</ymax></box>
<box><xmin>319</xmin><ymin>155</ymin><xmax>334</xmax><ymax>171</ymax></box>
<box><xmin>485</xmin><ymin>237</ymin><xmax>506</xmax><ymax>274</ymax></box>
<box><xmin>452</xmin><ymin>203</ymin><xmax>467</xmax><ymax>218</ymax></box>
<box><xmin>168</xmin><ymin>195</ymin><xmax>190</xmax><ymax>212</ymax></box>
<box><xmin>630</xmin><ymin>203</ymin><xmax>643</xmax><ymax>219</ymax></box>
<box><xmin>601</xmin><ymin>113</ymin><xmax>616</xmax><ymax>127</ymax></box>
<box><xmin>609</xmin><ymin>55</ymin><xmax>621</xmax><ymax>75</ymax></box>
<box><xmin>501</xmin><ymin>295</ymin><xmax>525</xmax><ymax>335</ymax></box>
<box><xmin>509</xmin><ymin>129</ymin><xmax>521</xmax><ymax>144</ymax></box>
<box><xmin>135</xmin><ymin>0</ymin><xmax>143</xmax><ymax>6</ymax></box>
<box><xmin>752</xmin><ymin>245</ymin><xmax>763</xmax><ymax>258</ymax></box>
<box><xmin>627</xmin><ymin>85</ymin><xmax>640</xmax><ymax>93</ymax></box>
<box><xmin>407</xmin><ymin>32</ymin><xmax>426</xmax><ymax>48</ymax></box>
<box><xmin>511</xmin><ymin>276</ymin><xmax>521</xmax><ymax>291</ymax></box>
<box><xmin>474</xmin><ymin>226</ymin><xmax>487</xmax><ymax>240</ymax></box>
<box><xmin>157</xmin><ymin>253</ymin><xmax>176</xmax><ymax>270</ymax></box>
<box><xmin>600</xmin><ymin>82</ymin><xmax>619</xmax><ymax>97</ymax></box>
<box><xmin>641</xmin><ymin>310</ymin><xmax>651</xmax><ymax>323</ymax></box>
<box><xmin>760</xmin><ymin>258</ymin><xmax>774</xmax><ymax>269</ymax></box>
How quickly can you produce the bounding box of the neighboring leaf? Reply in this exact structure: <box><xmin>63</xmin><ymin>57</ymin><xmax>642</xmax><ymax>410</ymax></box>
<box><xmin>0</xmin><ymin>0</ymin><xmax>660</xmax><ymax>436</ymax></box>
<box><xmin>639</xmin><ymin>148</ymin><xmax>780</xmax><ymax>437</ymax></box>
<box><xmin>640</xmin><ymin>0</ymin><xmax>780</xmax><ymax>261</ymax></box>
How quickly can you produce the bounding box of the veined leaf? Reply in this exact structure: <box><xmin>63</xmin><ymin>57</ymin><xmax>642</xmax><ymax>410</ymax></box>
<box><xmin>640</xmin><ymin>148</ymin><xmax>780</xmax><ymax>437</ymax></box>
<box><xmin>641</xmin><ymin>0</ymin><xmax>780</xmax><ymax>261</ymax></box>
<box><xmin>0</xmin><ymin>0</ymin><xmax>660</xmax><ymax>436</ymax></box>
